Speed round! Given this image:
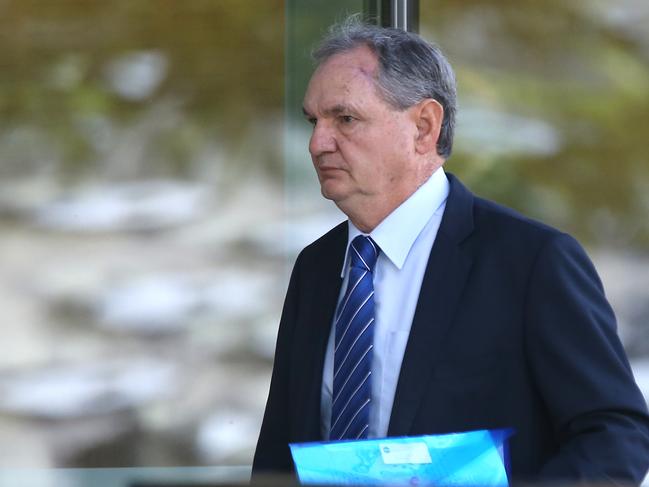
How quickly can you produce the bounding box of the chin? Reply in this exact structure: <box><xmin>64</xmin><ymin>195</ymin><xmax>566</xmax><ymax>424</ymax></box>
<box><xmin>320</xmin><ymin>188</ymin><xmax>338</xmax><ymax>202</ymax></box>
<box><xmin>319</xmin><ymin>182</ymin><xmax>350</xmax><ymax>203</ymax></box>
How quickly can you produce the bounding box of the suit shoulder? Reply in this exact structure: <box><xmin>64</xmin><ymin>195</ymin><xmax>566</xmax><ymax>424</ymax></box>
<box><xmin>472</xmin><ymin>195</ymin><xmax>568</xmax><ymax>245</ymax></box>
<box><xmin>468</xmin><ymin>195</ymin><xmax>594</xmax><ymax>267</ymax></box>
<box><xmin>296</xmin><ymin>220</ymin><xmax>347</xmax><ymax>265</ymax></box>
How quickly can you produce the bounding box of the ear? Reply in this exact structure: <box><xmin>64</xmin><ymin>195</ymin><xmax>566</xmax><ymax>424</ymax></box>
<box><xmin>413</xmin><ymin>99</ymin><xmax>444</xmax><ymax>156</ymax></box>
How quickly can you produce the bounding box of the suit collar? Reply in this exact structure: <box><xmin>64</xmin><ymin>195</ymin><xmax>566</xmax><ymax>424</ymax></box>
<box><xmin>434</xmin><ymin>172</ymin><xmax>475</xmax><ymax>245</ymax></box>
<box><xmin>388</xmin><ymin>172</ymin><xmax>476</xmax><ymax>436</ymax></box>
<box><xmin>341</xmin><ymin>168</ymin><xmax>450</xmax><ymax>273</ymax></box>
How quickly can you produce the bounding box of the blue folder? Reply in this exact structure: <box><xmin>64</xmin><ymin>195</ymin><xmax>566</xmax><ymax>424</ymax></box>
<box><xmin>290</xmin><ymin>429</ymin><xmax>513</xmax><ymax>486</ymax></box>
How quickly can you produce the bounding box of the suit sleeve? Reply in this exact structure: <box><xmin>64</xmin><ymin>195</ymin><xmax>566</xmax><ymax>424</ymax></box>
<box><xmin>524</xmin><ymin>233</ymin><xmax>649</xmax><ymax>483</ymax></box>
<box><xmin>251</xmin><ymin>252</ymin><xmax>303</xmax><ymax>476</ymax></box>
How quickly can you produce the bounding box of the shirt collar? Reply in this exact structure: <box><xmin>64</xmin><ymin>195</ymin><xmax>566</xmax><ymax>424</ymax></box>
<box><xmin>341</xmin><ymin>167</ymin><xmax>449</xmax><ymax>276</ymax></box>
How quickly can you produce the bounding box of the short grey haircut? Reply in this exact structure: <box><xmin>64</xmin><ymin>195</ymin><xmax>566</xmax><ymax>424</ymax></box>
<box><xmin>313</xmin><ymin>17</ymin><xmax>457</xmax><ymax>159</ymax></box>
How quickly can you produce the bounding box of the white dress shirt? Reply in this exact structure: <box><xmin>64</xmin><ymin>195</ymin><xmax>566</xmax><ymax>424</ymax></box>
<box><xmin>320</xmin><ymin>167</ymin><xmax>450</xmax><ymax>439</ymax></box>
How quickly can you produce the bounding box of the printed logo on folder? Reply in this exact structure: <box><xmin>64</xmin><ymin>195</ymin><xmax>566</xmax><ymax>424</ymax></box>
<box><xmin>290</xmin><ymin>429</ymin><xmax>513</xmax><ymax>486</ymax></box>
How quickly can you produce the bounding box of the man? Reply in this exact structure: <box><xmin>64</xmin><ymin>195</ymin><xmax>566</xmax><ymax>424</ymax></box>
<box><xmin>253</xmin><ymin>18</ymin><xmax>649</xmax><ymax>482</ymax></box>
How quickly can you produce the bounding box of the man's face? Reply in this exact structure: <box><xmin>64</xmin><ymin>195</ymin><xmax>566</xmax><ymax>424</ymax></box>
<box><xmin>302</xmin><ymin>46</ymin><xmax>429</xmax><ymax>221</ymax></box>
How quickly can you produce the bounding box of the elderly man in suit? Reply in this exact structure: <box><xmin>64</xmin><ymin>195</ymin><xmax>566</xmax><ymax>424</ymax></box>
<box><xmin>253</xmin><ymin>18</ymin><xmax>649</xmax><ymax>483</ymax></box>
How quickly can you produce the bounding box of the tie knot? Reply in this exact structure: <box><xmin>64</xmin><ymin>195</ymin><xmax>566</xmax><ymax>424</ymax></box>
<box><xmin>350</xmin><ymin>235</ymin><xmax>379</xmax><ymax>271</ymax></box>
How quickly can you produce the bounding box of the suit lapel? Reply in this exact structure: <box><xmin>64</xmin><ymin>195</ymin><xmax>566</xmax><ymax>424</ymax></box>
<box><xmin>388</xmin><ymin>173</ymin><xmax>475</xmax><ymax>436</ymax></box>
<box><xmin>296</xmin><ymin>223</ymin><xmax>347</xmax><ymax>441</ymax></box>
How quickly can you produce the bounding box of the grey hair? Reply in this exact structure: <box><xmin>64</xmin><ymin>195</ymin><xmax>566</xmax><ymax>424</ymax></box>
<box><xmin>313</xmin><ymin>16</ymin><xmax>457</xmax><ymax>159</ymax></box>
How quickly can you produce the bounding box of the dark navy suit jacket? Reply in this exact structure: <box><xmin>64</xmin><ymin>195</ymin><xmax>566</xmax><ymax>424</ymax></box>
<box><xmin>253</xmin><ymin>174</ymin><xmax>649</xmax><ymax>482</ymax></box>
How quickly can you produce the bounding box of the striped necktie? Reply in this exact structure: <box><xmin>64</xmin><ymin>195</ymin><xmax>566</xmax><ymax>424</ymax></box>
<box><xmin>330</xmin><ymin>235</ymin><xmax>379</xmax><ymax>440</ymax></box>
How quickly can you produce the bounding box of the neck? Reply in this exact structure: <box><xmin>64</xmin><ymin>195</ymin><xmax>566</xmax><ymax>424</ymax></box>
<box><xmin>341</xmin><ymin>188</ymin><xmax>415</xmax><ymax>233</ymax></box>
<box><xmin>337</xmin><ymin>161</ymin><xmax>443</xmax><ymax>233</ymax></box>
<box><xmin>346</xmin><ymin>211</ymin><xmax>386</xmax><ymax>234</ymax></box>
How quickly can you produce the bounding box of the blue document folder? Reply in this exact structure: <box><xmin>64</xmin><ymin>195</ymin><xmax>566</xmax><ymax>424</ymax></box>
<box><xmin>290</xmin><ymin>429</ymin><xmax>512</xmax><ymax>486</ymax></box>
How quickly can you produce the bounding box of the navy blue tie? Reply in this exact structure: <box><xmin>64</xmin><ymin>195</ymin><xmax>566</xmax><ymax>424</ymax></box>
<box><xmin>330</xmin><ymin>235</ymin><xmax>379</xmax><ymax>440</ymax></box>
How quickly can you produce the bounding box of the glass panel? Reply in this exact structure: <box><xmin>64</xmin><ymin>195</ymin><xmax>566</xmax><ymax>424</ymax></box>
<box><xmin>284</xmin><ymin>0</ymin><xmax>364</xmax><ymax>253</ymax></box>
<box><xmin>0</xmin><ymin>0</ymin><xmax>284</xmax><ymax>477</ymax></box>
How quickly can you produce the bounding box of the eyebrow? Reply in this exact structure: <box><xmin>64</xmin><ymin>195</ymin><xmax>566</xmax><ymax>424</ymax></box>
<box><xmin>302</xmin><ymin>104</ymin><xmax>356</xmax><ymax>119</ymax></box>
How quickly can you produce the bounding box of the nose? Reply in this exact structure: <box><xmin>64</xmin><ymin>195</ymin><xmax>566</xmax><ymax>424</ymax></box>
<box><xmin>308</xmin><ymin>120</ymin><xmax>337</xmax><ymax>156</ymax></box>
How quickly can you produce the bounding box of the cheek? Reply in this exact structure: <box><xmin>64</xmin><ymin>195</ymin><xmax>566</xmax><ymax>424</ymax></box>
<box><xmin>339</xmin><ymin>121</ymin><xmax>412</xmax><ymax>177</ymax></box>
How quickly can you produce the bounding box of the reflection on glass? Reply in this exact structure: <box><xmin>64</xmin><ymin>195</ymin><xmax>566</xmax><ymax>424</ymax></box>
<box><xmin>0</xmin><ymin>0</ymin><xmax>284</xmax><ymax>476</ymax></box>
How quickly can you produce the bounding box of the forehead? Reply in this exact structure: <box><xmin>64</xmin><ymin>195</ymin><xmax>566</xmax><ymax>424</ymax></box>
<box><xmin>303</xmin><ymin>46</ymin><xmax>382</xmax><ymax>110</ymax></box>
<box><xmin>315</xmin><ymin>44</ymin><xmax>378</xmax><ymax>78</ymax></box>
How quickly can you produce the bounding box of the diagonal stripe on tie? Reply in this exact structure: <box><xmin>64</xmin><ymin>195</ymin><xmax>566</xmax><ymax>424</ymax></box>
<box><xmin>334</xmin><ymin>316</ymin><xmax>374</xmax><ymax>380</ymax></box>
<box><xmin>330</xmin><ymin>235</ymin><xmax>379</xmax><ymax>441</ymax></box>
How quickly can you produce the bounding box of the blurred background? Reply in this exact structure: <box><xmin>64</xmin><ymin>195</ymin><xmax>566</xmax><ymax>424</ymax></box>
<box><xmin>0</xmin><ymin>0</ymin><xmax>648</xmax><ymax>482</ymax></box>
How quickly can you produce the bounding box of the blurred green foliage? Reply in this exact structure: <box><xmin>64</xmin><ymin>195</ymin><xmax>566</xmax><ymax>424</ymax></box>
<box><xmin>1</xmin><ymin>0</ymin><xmax>648</xmax><ymax>248</ymax></box>
<box><xmin>419</xmin><ymin>0</ymin><xmax>649</xmax><ymax>249</ymax></box>
<box><xmin>0</xmin><ymin>0</ymin><xmax>284</xmax><ymax>181</ymax></box>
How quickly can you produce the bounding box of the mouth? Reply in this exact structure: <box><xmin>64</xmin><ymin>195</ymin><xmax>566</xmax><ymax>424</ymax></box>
<box><xmin>313</xmin><ymin>156</ymin><xmax>346</xmax><ymax>178</ymax></box>
<box><xmin>316</xmin><ymin>166</ymin><xmax>346</xmax><ymax>181</ymax></box>
<box><xmin>315</xmin><ymin>159</ymin><xmax>344</xmax><ymax>171</ymax></box>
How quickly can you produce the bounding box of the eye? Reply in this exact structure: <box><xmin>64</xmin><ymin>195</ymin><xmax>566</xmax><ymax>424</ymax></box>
<box><xmin>339</xmin><ymin>115</ymin><xmax>355</xmax><ymax>124</ymax></box>
<box><xmin>306</xmin><ymin>117</ymin><xmax>317</xmax><ymax>126</ymax></box>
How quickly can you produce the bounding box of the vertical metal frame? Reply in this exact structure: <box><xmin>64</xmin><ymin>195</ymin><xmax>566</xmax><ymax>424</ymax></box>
<box><xmin>364</xmin><ymin>0</ymin><xmax>419</xmax><ymax>32</ymax></box>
